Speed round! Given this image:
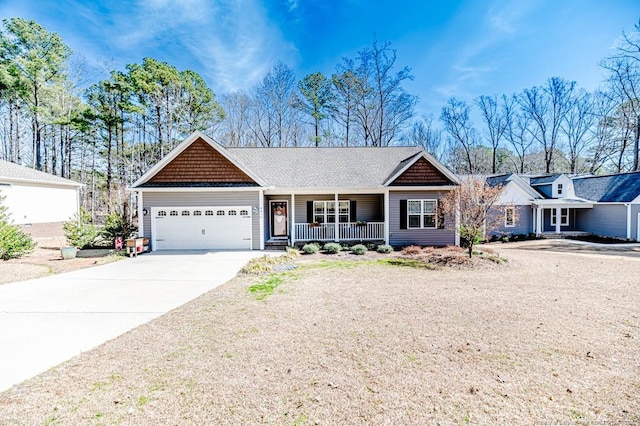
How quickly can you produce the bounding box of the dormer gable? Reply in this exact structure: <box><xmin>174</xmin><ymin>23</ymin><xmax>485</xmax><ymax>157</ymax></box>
<box><xmin>386</xmin><ymin>153</ymin><xmax>459</xmax><ymax>186</ymax></box>
<box><xmin>552</xmin><ymin>175</ymin><xmax>574</xmax><ymax>198</ymax></box>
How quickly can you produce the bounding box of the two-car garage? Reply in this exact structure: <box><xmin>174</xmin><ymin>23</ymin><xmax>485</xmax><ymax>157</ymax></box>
<box><xmin>151</xmin><ymin>206</ymin><xmax>253</xmax><ymax>250</ymax></box>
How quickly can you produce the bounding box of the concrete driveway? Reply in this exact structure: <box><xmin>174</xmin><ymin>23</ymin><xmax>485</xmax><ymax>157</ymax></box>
<box><xmin>0</xmin><ymin>250</ymin><xmax>267</xmax><ymax>392</ymax></box>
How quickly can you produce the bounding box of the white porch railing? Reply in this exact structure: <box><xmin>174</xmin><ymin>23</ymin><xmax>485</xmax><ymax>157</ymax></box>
<box><xmin>295</xmin><ymin>222</ymin><xmax>384</xmax><ymax>241</ymax></box>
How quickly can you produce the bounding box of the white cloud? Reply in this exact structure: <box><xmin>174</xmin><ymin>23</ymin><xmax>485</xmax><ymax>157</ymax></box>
<box><xmin>103</xmin><ymin>0</ymin><xmax>298</xmax><ymax>92</ymax></box>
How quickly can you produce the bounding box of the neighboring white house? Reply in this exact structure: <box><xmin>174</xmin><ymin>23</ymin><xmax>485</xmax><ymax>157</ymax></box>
<box><xmin>0</xmin><ymin>160</ymin><xmax>82</xmax><ymax>239</ymax></box>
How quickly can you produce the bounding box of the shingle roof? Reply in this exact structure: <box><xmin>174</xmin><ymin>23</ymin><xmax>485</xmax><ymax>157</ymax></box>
<box><xmin>486</xmin><ymin>174</ymin><xmax>512</xmax><ymax>188</ymax></box>
<box><xmin>0</xmin><ymin>160</ymin><xmax>82</xmax><ymax>187</ymax></box>
<box><xmin>227</xmin><ymin>146</ymin><xmax>426</xmax><ymax>188</ymax></box>
<box><xmin>573</xmin><ymin>172</ymin><xmax>640</xmax><ymax>202</ymax></box>
<box><xmin>529</xmin><ymin>174</ymin><xmax>562</xmax><ymax>185</ymax></box>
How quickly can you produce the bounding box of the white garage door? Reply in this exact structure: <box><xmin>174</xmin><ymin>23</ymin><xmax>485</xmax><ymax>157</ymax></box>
<box><xmin>152</xmin><ymin>207</ymin><xmax>252</xmax><ymax>250</ymax></box>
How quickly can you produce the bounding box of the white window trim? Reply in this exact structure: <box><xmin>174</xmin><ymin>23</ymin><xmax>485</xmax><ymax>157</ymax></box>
<box><xmin>407</xmin><ymin>199</ymin><xmax>438</xmax><ymax>229</ymax></box>
<box><xmin>550</xmin><ymin>208</ymin><xmax>569</xmax><ymax>226</ymax></box>
<box><xmin>505</xmin><ymin>207</ymin><xmax>515</xmax><ymax>227</ymax></box>
<box><xmin>313</xmin><ymin>200</ymin><xmax>350</xmax><ymax>224</ymax></box>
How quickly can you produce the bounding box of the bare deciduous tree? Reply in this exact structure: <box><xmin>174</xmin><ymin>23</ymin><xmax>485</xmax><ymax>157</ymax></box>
<box><xmin>476</xmin><ymin>94</ymin><xmax>506</xmax><ymax>173</ymax></box>
<box><xmin>441</xmin><ymin>98</ymin><xmax>477</xmax><ymax>173</ymax></box>
<box><xmin>440</xmin><ymin>177</ymin><xmax>513</xmax><ymax>258</ymax></box>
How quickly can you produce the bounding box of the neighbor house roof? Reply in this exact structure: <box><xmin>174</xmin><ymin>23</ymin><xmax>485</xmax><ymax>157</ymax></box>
<box><xmin>573</xmin><ymin>172</ymin><xmax>640</xmax><ymax>202</ymax></box>
<box><xmin>529</xmin><ymin>174</ymin><xmax>562</xmax><ymax>186</ymax></box>
<box><xmin>486</xmin><ymin>174</ymin><xmax>513</xmax><ymax>188</ymax></box>
<box><xmin>0</xmin><ymin>159</ymin><xmax>82</xmax><ymax>187</ymax></box>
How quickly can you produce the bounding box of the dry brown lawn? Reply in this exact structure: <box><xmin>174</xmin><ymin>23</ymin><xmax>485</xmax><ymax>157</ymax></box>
<box><xmin>0</xmin><ymin>242</ymin><xmax>639</xmax><ymax>425</ymax></box>
<box><xmin>0</xmin><ymin>244</ymin><xmax>122</xmax><ymax>285</ymax></box>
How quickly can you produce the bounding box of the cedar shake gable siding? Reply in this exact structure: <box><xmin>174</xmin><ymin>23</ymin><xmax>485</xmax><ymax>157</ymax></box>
<box><xmin>148</xmin><ymin>138</ymin><xmax>256</xmax><ymax>185</ymax></box>
<box><xmin>390</xmin><ymin>157</ymin><xmax>453</xmax><ymax>186</ymax></box>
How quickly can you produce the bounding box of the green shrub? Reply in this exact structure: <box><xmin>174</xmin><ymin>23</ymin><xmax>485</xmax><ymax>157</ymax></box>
<box><xmin>0</xmin><ymin>196</ymin><xmax>35</xmax><ymax>260</ymax></box>
<box><xmin>323</xmin><ymin>242</ymin><xmax>342</xmax><ymax>254</ymax></box>
<box><xmin>377</xmin><ymin>244</ymin><xmax>393</xmax><ymax>254</ymax></box>
<box><xmin>63</xmin><ymin>209</ymin><xmax>98</xmax><ymax>249</ymax></box>
<box><xmin>302</xmin><ymin>243</ymin><xmax>319</xmax><ymax>254</ymax></box>
<box><xmin>351</xmin><ymin>244</ymin><xmax>367</xmax><ymax>255</ymax></box>
<box><xmin>501</xmin><ymin>236</ymin><xmax>509</xmax><ymax>243</ymax></box>
<box><xmin>101</xmin><ymin>211</ymin><xmax>137</xmax><ymax>244</ymax></box>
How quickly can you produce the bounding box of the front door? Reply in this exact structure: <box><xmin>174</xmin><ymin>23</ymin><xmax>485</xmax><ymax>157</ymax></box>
<box><xmin>270</xmin><ymin>201</ymin><xmax>288</xmax><ymax>238</ymax></box>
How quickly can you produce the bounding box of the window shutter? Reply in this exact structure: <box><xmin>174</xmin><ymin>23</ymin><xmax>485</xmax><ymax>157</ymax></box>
<box><xmin>400</xmin><ymin>200</ymin><xmax>407</xmax><ymax>229</ymax></box>
<box><xmin>350</xmin><ymin>200</ymin><xmax>357</xmax><ymax>222</ymax></box>
<box><xmin>307</xmin><ymin>201</ymin><xmax>313</xmax><ymax>223</ymax></box>
<box><xmin>438</xmin><ymin>202</ymin><xmax>445</xmax><ymax>229</ymax></box>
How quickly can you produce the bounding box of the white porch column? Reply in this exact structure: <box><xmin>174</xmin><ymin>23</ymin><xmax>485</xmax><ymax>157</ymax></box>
<box><xmin>334</xmin><ymin>192</ymin><xmax>339</xmax><ymax>242</ymax></box>
<box><xmin>137</xmin><ymin>191</ymin><xmax>144</xmax><ymax>237</ymax></box>
<box><xmin>384</xmin><ymin>189</ymin><xmax>390</xmax><ymax>245</ymax></box>
<box><xmin>626</xmin><ymin>203</ymin><xmax>631</xmax><ymax>240</ymax></box>
<box><xmin>535</xmin><ymin>206</ymin><xmax>543</xmax><ymax>236</ymax></box>
<box><xmin>291</xmin><ymin>193</ymin><xmax>296</xmax><ymax>246</ymax></box>
<box><xmin>455</xmin><ymin>192</ymin><xmax>461</xmax><ymax>246</ymax></box>
<box><xmin>555</xmin><ymin>207</ymin><xmax>561</xmax><ymax>234</ymax></box>
<box><xmin>259</xmin><ymin>189</ymin><xmax>265</xmax><ymax>250</ymax></box>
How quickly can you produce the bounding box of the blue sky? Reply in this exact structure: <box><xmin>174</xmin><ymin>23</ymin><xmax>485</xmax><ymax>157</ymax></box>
<box><xmin>0</xmin><ymin>0</ymin><xmax>637</xmax><ymax>117</ymax></box>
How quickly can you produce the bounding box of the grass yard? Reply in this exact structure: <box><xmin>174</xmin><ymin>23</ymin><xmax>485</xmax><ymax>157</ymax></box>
<box><xmin>0</xmin><ymin>243</ymin><xmax>638</xmax><ymax>424</ymax></box>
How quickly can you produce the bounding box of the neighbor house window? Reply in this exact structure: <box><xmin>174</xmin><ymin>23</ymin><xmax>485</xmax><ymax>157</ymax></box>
<box><xmin>557</xmin><ymin>184</ymin><xmax>563</xmax><ymax>195</ymax></box>
<box><xmin>550</xmin><ymin>208</ymin><xmax>569</xmax><ymax>226</ymax></box>
<box><xmin>408</xmin><ymin>199</ymin><xmax>437</xmax><ymax>229</ymax></box>
<box><xmin>505</xmin><ymin>207</ymin><xmax>515</xmax><ymax>227</ymax></box>
<box><xmin>313</xmin><ymin>200</ymin><xmax>349</xmax><ymax>223</ymax></box>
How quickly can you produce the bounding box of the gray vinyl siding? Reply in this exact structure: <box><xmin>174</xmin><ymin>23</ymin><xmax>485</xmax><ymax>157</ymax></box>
<box><xmin>142</xmin><ymin>190</ymin><xmax>261</xmax><ymax>249</ymax></box>
<box><xmin>293</xmin><ymin>194</ymin><xmax>384</xmax><ymax>224</ymax></box>
<box><xmin>490</xmin><ymin>204</ymin><xmax>533</xmax><ymax>236</ymax></box>
<box><xmin>389</xmin><ymin>190</ymin><xmax>455</xmax><ymax>247</ymax></box>
<box><xmin>576</xmin><ymin>204</ymin><xmax>628</xmax><ymax>239</ymax></box>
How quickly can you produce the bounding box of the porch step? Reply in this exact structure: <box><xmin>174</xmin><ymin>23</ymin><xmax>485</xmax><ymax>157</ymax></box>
<box><xmin>265</xmin><ymin>240</ymin><xmax>289</xmax><ymax>251</ymax></box>
<box><xmin>541</xmin><ymin>231</ymin><xmax>591</xmax><ymax>239</ymax></box>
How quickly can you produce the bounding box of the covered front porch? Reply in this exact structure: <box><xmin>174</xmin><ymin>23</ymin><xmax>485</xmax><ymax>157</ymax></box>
<box><xmin>533</xmin><ymin>199</ymin><xmax>593</xmax><ymax>236</ymax></box>
<box><xmin>264</xmin><ymin>191</ymin><xmax>388</xmax><ymax>245</ymax></box>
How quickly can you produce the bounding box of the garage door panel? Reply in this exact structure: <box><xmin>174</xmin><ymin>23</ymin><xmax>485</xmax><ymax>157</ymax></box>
<box><xmin>152</xmin><ymin>207</ymin><xmax>252</xmax><ymax>250</ymax></box>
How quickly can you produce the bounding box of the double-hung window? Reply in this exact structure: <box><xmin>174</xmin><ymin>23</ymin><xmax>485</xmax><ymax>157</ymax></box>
<box><xmin>505</xmin><ymin>207</ymin><xmax>515</xmax><ymax>227</ymax></box>
<box><xmin>408</xmin><ymin>199</ymin><xmax>437</xmax><ymax>229</ymax></box>
<box><xmin>550</xmin><ymin>208</ymin><xmax>569</xmax><ymax>226</ymax></box>
<box><xmin>313</xmin><ymin>200</ymin><xmax>349</xmax><ymax>223</ymax></box>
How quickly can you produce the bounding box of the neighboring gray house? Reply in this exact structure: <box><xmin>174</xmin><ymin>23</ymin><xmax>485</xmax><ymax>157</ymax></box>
<box><xmin>487</xmin><ymin>171</ymin><xmax>640</xmax><ymax>241</ymax></box>
<box><xmin>0</xmin><ymin>160</ymin><xmax>82</xmax><ymax>239</ymax></box>
<box><xmin>130</xmin><ymin>131</ymin><xmax>461</xmax><ymax>251</ymax></box>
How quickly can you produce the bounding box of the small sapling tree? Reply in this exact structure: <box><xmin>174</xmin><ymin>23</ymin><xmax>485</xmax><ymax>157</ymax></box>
<box><xmin>440</xmin><ymin>177</ymin><xmax>516</xmax><ymax>258</ymax></box>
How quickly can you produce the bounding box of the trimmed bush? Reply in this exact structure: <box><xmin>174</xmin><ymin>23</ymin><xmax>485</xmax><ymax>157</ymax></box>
<box><xmin>376</xmin><ymin>244</ymin><xmax>393</xmax><ymax>254</ymax></box>
<box><xmin>302</xmin><ymin>243</ymin><xmax>319</xmax><ymax>254</ymax></box>
<box><xmin>101</xmin><ymin>211</ymin><xmax>137</xmax><ymax>245</ymax></box>
<box><xmin>0</xmin><ymin>195</ymin><xmax>35</xmax><ymax>260</ymax></box>
<box><xmin>63</xmin><ymin>209</ymin><xmax>98</xmax><ymax>249</ymax></box>
<box><xmin>351</xmin><ymin>244</ymin><xmax>368</xmax><ymax>255</ymax></box>
<box><xmin>323</xmin><ymin>242</ymin><xmax>342</xmax><ymax>254</ymax></box>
